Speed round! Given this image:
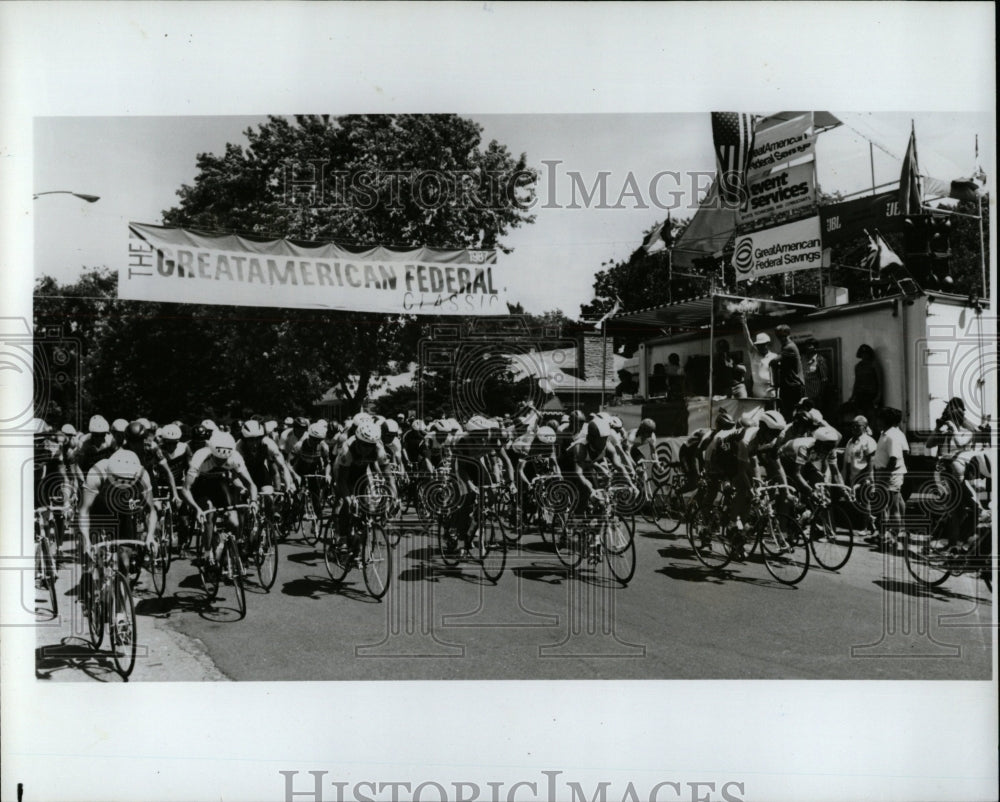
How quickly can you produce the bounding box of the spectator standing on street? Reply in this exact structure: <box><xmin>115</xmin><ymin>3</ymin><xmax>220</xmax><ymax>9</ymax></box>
<box><xmin>775</xmin><ymin>324</ymin><xmax>805</xmax><ymax>419</ymax></box>
<box><xmin>842</xmin><ymin>414</ymin><xmax>877</xmax><ymax>534</ymax></box>
<box><xmin>870</xmin><ymin>407</ymin><xmax>908</xmax><ymax>549</ymax></box>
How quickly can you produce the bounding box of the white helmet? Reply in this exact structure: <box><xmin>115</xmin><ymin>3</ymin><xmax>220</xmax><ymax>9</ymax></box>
<box><xmin>160</xmin><ymin>423</ymin><xmax>182</xmax><ymax>441</ymax></box>
<box><xmin>465</xmin><ymin>415</ymin><xmax>497</xmax><ymax>433</ymax></box>
<box><xmin>108</xmin><ymin>449</ymin><xmax>143</xmax><ymax>482</ymax></box>
<box><xmin>535</xmin><ymin>426</ymin><xmax>557</xmax><ymax>445</ymax></box>
<box><xmin>209</xmin><ymin>430</ymin><xmax>236</xmax><ymax>459</ymax></box>
<box><xmin>356</xmin><ymin>420</ymin><xmax>381</xmax><ymax>444</ymax></box>
<box><xmin>88</xmin><ymin>414</ymin><xmax>110</xmax><ymax>434</ymax></box>
<box><xmin>759</xmin><ymin>410</ymin><xmax>787</xmax><ymax>431</ymax></box>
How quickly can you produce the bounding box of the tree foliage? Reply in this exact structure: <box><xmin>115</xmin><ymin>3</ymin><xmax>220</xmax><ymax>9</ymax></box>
<box><xmin>35</xmin><ymin>115</ymin><xmax>539</xmax><ymax>424</ymax></box>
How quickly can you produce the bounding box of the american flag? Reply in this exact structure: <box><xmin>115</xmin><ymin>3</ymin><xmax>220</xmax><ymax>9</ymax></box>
<box><xmin>711</xmin><ymin>112</ymin><xmax>756</xmax><ymax>206</ymax></box>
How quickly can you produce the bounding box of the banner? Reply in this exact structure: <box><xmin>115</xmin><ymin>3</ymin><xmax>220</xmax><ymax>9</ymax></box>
<box><xmin>747</xmin><ymin>113</ymin><xmax>816</xmax><ymax>176</ymax></box>
<box><xmin>819</xmin><ymin>191</ymin><xmax>903</xmax><ymax>245</ymax></box>
<box><xmin>738</xmin><ymin>161</ymin><xmax>816</xmax><ymax>229</ymax></box>
<box><xmin>731</xmin><ymin>215</ymin><xmax>823</xmax><ymax>283</ymax></box>
<box><xmin>124</xmin><ymin>223</ymin><xmax>505</xmax><ymax>315</ymax></box>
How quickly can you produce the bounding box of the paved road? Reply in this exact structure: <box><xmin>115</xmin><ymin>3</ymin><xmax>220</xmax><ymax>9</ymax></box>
<box><xmin>39</xmin><ymin>514</ymin><xmax>993</xmax><ymax>680</ymax></box>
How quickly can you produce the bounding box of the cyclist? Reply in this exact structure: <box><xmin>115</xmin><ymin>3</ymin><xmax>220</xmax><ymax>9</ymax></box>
<box><xmin>181</xmin><ymin>429</ymin><xmax>258</xmax><ymax>566</ymax></box>
<box><xmin>77</xmin><ymin>448</ymin><xmax>159</xmax><ymax>584</ymax></box>
<box><xmin>778</xmin><ymin>424</ymin><xmax>845</xmax><ymax>502</ymax></box>
<box><xmin>448</xmin><ymin>415</ymin><xmax>507</xmax><ymax>556</ymax></box>
<box><xmin>333</xmin><ymin>419</ymin><xmax>395</xmax><ymax>551</ymax></box>
<box><xmin>627</xmin><ymin>418</ymin><xmax>658</xmax><ymax>465</ymax></box>
<box><xmin>679</xmin><ymin>409</ymin><xmax>737</xmax><ymax>491</ymax></box>
<box><xmin>237</xmin><ymin>419</ymin><xmax>295</xmax><ymax>493</ymax></box>
<box><xmin>69</xmin><ymin>415</ymin><xmax>117</xmax><ymax>480</ymax></box>
<box><xmin>725</xmin><ymin>409</ymin><xmax>789</xmax><ymax>536</ymax></box>
<box><xmin>279</xmin><ymin>416</ymin><xmax>309</xmax><ymax>459</ymax></box>
<box><xmin>559</xmin><ymin>417</ymin><xmax>636</xmax><ymax>517</ymax></box>
<box><xmin>290</xmin><ymin>421</ymin><xmax>332</xmax><ymax>516</ymax></box>
<box><xmin>122</xmin><ymin>420</ymin><xmax>180</xmax><ymax>506</ymax></box>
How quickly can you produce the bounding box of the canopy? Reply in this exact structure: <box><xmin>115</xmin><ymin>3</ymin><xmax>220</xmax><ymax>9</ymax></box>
<box><xmin>610</xmin><ymin>293</ymin><xmax>816</xmax><ymax>331</ymax></box>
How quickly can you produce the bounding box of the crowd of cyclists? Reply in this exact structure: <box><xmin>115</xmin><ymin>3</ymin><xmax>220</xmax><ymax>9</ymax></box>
<box><xmin>30</xmin><ymin>391</ymin><xmax>993</xmax><ymax>675</ymax></box>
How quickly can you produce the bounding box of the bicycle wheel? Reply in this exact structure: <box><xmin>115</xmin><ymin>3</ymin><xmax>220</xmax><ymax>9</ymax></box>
<box><xmin>554</xmin><ymin>514</ymin><xmax>586</xmax><ymax>568</ymax></box>
<box><xmin>437</xmin><ymin>518</ymin><xmax>461</xmax><ymax>567</ymax></box>
<box><xmin>498</xmin><ymin>491</ymin><xmax>521</xmax><ymax>544</ymax></box>
<box><xmin>475</xmin><ymin>516</ymin><xmax>507</xmax><ymax>583</ymax></box>
<box><xmin>646</xmin><ymin>481</ymin><xmax>684</xmax><ymax>534</ymax></box>
<box><xmin>321</xmin><ymin>516</ymin><xmax>352</xmax><ymax>583</ymax></box>
<box><xmin>760</xmin><ymin>514</ymin><xmax>810</xmax><ymax>585</ymax></box>
<box><xmin>603</xmin><ymin>515</ymin><xmax>636</xmax><ymax>585</ymax></box>
<box><xmin>903</xmin><ymin>527</ymin><xmax>952</xmax><ymax>587</ymax></box>
<box><xmin>108</xmin><ymin>573</ymin><xmax>138</xmax><ymax>679</ymax></box>
<box><xmin>362</xmin><ymin>522</ymin><xmax>393</xmax><ymax>600</ymax></box>
<box><xmin>299</xmin><ymin>493</ymin><xmax>319</xmax><ymax>546</ymax></box>
<box><xmin>149</xmin><ymin>516</ymin><xmax>171</xmax><ymax>597</ymax></box>
<box><xmin>36</xmin><ymin>536</ymin><xmax>58</xmax><ymax>616</ymax></box>
<box><xmin>222</xmin><ymin>537</ymin><xmax>247</xmax><ymax>619</ymax></box>
<box><xmin>810</xmin><ymin>505</ymin><xmax>855</xmax><ymax>571</ymax></box>
<box><xmin>687</xmin><ymin>507</ymin><xmax>734</xmax><ymax>570</ymax></box>
<box><xmin>255</xmin><ymin>519</ymin><xmax>279</xmax><ymax>591</ymax></box>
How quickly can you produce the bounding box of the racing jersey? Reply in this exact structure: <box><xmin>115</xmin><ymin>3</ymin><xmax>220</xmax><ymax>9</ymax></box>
<box><xmin>185</xmin><ymin>447</ymin><xmax>249</xmax><ymax>485</ymax></box>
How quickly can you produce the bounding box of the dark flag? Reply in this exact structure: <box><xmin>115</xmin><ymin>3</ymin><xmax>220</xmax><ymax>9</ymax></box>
<box><xmin>899</xmin><ymin>121</ymin><xmax>923</xmax><ymax>215</ymax></box>
<box><xmin>711</xmin><ymin>112</ymin><xmax>756</xmax><ymax>206</ymax></box>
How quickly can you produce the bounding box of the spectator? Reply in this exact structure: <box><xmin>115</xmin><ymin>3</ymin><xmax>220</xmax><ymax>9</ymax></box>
<box><xmin>712</xmin><ymin>338</ymin><xmax>734</xmax><ymax>397</ymax></box>
<box><xmin>729</xmin><ymin>363</ymin><xmax>748</xmax><ymax>399</ymax></box>
<box><xmin>801</xmin><ymin>338</ymin><xmax>830</xmax><ymax>407</ymax></box>
<box><xmin>739</xmin><ymin>314</ymin><xmax>777</xmax><ymax>400</ymax></box>
<box><xmin>842</xmin><ymin>414</ymin><xmax>877</xmax><ymax>534</ymax></box>
<box><xmin>870</xmin><ymin>407</ymin><xmax>908</xmax><ymax>550</ymax></box>
<box><xmin>664</xmin><ymin>353</ymin><xmax>684</xmax><ymax>399</ymax></box>
<box><xmin>925</xmin><ymin>396</ymin><xmax>976</xmax><ymax>457</ymax></box>
<box><xmin>648</xmin><ymin>363</ymin><xmax>667</xmax><ymax>397</ymax></box>
<box><xmin>775</xmin><ymin>324</ymin><xmax>805</xmax><ymax>419</ymax></box>
<box><xmin>614</xmin><ymin>368</ymin><xmax>638</xmax><ymax>399</ymax></box>
<box><xmin>848</xmin><ymin>344</ymin><xmax>883</xmax><ymax>426</ymax></box>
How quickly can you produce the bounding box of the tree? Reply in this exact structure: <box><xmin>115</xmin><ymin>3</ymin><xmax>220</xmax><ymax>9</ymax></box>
<box><xmin>160</xmin><ymin>114</ymin><xmax>538</xmax><ymax>411</ymax></box>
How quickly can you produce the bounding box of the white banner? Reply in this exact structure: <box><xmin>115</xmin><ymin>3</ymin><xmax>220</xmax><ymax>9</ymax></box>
<box><xmin>123</xmin><ymin>223</ymin><xmax>506</xmax><ymax>315</ymax></box>
<box><xmin>738</xmin><ymin>161</ymin><xmax>816</xmax><ymax>229</ymax></box>
<box><xmin>748</xmin><ymin>113</ymin><xmax>816</xmax><ymax>176</ymax></box>
<box><xmin>731</xmin><ymin>215</ymin><xmax>823</xmax><ymax>282</ymax></box>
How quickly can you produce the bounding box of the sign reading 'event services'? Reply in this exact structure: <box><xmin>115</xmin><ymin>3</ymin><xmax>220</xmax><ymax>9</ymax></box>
<box><xmin>731</xmin><ymin>215</ymin><xmax>823</xmax><ymax>283</ymax></box>
<box><xmin>738</xmin><ymin>161</ymin><xmax>816</xmax><ymax>229</ymax></box>
<box><xmin>124</xmin><ymin>223</ymin><xmax>505</xmax><ymax>315</ymax></box>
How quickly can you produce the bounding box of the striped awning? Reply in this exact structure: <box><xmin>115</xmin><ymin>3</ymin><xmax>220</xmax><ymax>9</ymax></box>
<box><xmin>610</xmin><ymin>293</ymin><xmax>817</xmax><ymax>331</ymax></box>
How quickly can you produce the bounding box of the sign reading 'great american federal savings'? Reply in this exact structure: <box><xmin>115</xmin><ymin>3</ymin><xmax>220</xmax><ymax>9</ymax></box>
<box><xmin>731</xmin><ymin>215</ymin><xmax>823</xmax><ymax>283</ymax></box>
<box><xmin>123</xmin><ymin>223</ymin><xmax>505</xmax><ymax>315</ymax></box>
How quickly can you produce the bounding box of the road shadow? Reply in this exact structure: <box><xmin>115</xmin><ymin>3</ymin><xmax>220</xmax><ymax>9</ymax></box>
<box><xmin>656</xmin><ymin>556</ymin><xmax>796</xmax><ymax>590</ymax></box>
<box><xmin>280</xmin><ymin>574</ymin><xmax>379</xmax><ymax>604</ymax></box>
<box><xmin>35</xmin><ymin>636</ymin><xmax>124</xmax><ymax>682</ymax></box>
<box><xmin>637</xmin><ymin>526</ymin><xmax>686</xmax><ymax>541</ymax></box>
<box><xmin>874</xmin><ymin>577</ymin><xmax>991</xmax><ymax>606</ymax></box>
<box><xmin>285</xmin><ymin>549</ymin><xmax>323</xmax><ymax>566</ymax></box>
<box><xmin>512</xmin><ymin>563</ymin><xmax>571</xmax><ymax>585</ymax></box>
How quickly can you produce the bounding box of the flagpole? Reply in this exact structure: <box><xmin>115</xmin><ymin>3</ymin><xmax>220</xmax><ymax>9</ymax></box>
<box><xmin>601</xmin><ymin>315</ymin><xmax>608</xmax><ymax>411</ymax></box>
<box><xmin>708</xmin><ymin>276</ymin><xmax>716</xmax><ymax>425</ymax></box>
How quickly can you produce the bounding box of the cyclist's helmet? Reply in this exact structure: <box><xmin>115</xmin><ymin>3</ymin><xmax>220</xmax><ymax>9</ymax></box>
<box><xmin>571</xmin><ymin>410</ymin><xmax>586</xmax><ymax>425</ymax></box>
<box><xmin>160</xmin><ymin>423</ymin><xmax>182</xmax><ymax>442</ymax></box>
<box><xmin>535</xmin><ymin>426</ymin><xmax>557</xmax><ymax>446</ymax></box>
<box><xmin>283</xmin><ymin>416</ymin><xmax>294</xmax><ymax>427</ymax></box>
<box><xmin>381</xmin><ymin>419</ymin><xmax>400</xmax><ymax>439</ymax></box>
<box><xmin>125</xmin><ymin>420</ymin><xmax>147</xmax><ymax>445</ymax></box>
<box><xmin>429</xmin><ymin>419</ymin><xmax>449</xmax><ymax>434</ymax></box>
<box><xmin>586</xmin><ymin>418</ymin><xmax>611</xmax><ymax>450</ymax></box>
<box><xmin>714</xmin><ymin>410</ymin><xmax>736</xmax><ymax>430</ymax></box>
<box><xmin>308</xmin><ymin>422</ymin><xmax>327</xmax><ymax>439</ymax></box>
<box><xmin>294</xmin><ymin>416</ymin><xmax>309</xmax><ymax>429</ymax></box>
<box><xmin>352</xmin><ymin>412</ymin><xmax>373</xmax><ymax>428</ymax></box>
<box><xmin>111</xmin><ymin>418</ymin><xmax>128</xmax><ymax>434</ymax></box>
<box><xmin>264</xmin><ymin>420</ymin><xmax>278</xmax><ymax>435</ymax></box>
<box><xmin>638</xmin><ymin>418</ymin><xmax>656</xmax><ymax>434</ymax></box>
<box><xmin>355</xmin><ymin>420</ymin><xmax>381</xmax><ymax>445</ymax></box>
<box><xmin>108</xmin><ymin>449</ymin><xmax>143</xmax><ymax>483</ymax></box>
<box><xmin>201</xmin><ymin>419</ymin><xmax>218</xmax><ymax>432</ymax></box>
<box><xmin>241</xmin><ymin>419</ymin><xmax>265</xmax><ymax>439</ymax></box>
<box><xmin>88</xmin><ymin>414</ymin><xmax>110</xmax><ymax>435</ymax></box>
<box><xmin>609</xmin><ymin>415</ymin><xmax>624</xmax><ymax>431</ymax></box>
<box><xmin>31</xmin><ymin>417</ymin><xmax>49</xmax><ymax>434</ymax></box>
<box><xmin>739</xmin><ymin>412</ymin><xmax>757</xmax><ymax>429</ymax></box>
<box><xmin>411</xmin><ymin>419</ymin><xmax>427</xmax><ymax>433</ymax></box>
<box><xmin>813</xmin><ymin>425</ymin><xmax>841</xmax><ymax>444</ymax></box>
<box><xmin>759</xmin><ymin>410</ymin><xmax>787</xmax><ymax>431</ymax></box>
<box><xmin>137</xmin><ymin>417</ymin><xmax>152</xmax><ymax>431</ymax></box>
<box><xmin>327</xmin><ymin>420</ymin><xmax>344</xmax><ymax>437</ymax></box>
<box><xmin>209</xmin><ymin>430</ymin><xmax>236</xmax><ymax>460</ymax></box>
<box><xmin>192</xmin><ymin>424</ymin><xmax>210</xmax><ymax>442</ymax></box>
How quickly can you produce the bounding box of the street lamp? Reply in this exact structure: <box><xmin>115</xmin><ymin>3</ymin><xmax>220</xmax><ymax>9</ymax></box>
<box><xmin>33</xmin><ymin>190</ymin><xmax>100</xmax><ymax>203</ymax></box>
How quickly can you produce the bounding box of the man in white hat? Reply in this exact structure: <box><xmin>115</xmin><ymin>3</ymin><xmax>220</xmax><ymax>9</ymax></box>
<box><xmin>739</xmin><ymin>314</ymin><xmax>778</xmax><ymax>401</ymax></box>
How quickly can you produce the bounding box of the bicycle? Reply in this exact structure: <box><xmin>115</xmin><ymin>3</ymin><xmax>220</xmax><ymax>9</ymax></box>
<box><xmin>143</xmin><ymin>495</ymin><xmax>175</xmax><ymax>597</ymax></box>
<box><xmin>688</xmin><ymin>480</ymin><xmax>810</xmax><ymax>585</ymax></box>
<box><xmin>242</xmin><ymin>490</ymin><xmax>281</xmax><ymax>591</ymax></box>
<box><xmin>525</xmin><ymin>473</ymin><xmax>569</xmax><ymax>543</ymax></box>
<box><xmin>321</xmin><ymin>488</ymin><xmax>393</xmax><ymax>600</ymax></box>
<box><xmin>34</xmin><ymin>508</ymin><xmax>59</xmax><ymax>616</ymax></box>
<box><xmin>553</xmin><ymin>477</ymin><xmax>637</xmax><ymax>586</ymax></box>
<box><xmin>83</xmin><ymin>533</ymin><xmax>141</xmax><ymax>679</ymax></box>
<box><xmin>195</xmin><ymin>502</ymin><xmax>249</xmax><ymax>619</ymax></box>
<box><xmin>436</xmin><ymin>482</ymin><xmax>508</xmax><ymax>583</ymax></box>
<box><xmin>903</xmin><ymin>505</ymin><xmax>993</xmax><ymax>591</ymax></box>
<box><xmin>636</xmin><ymin>458</ymin><xmax>687</xmax><ymax>535</ymax></box>
<box><xmin>294</xmin><ymin>474</ymin><xmax>330</xmax><ymax>547</ymax></box>
<box><xmin>800</xmin><ymin>482</ymin><xmax>857</xmax><ymax>571</ymax></box>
